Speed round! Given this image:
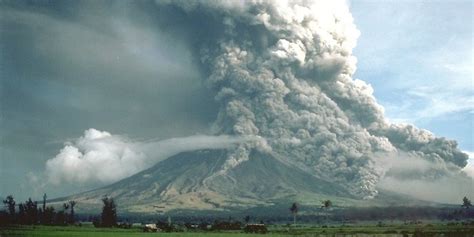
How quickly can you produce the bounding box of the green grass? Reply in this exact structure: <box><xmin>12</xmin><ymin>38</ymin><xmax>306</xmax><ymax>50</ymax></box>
<box><xmin>1</xmin><ymin>223</ymin><xmax>474</xmax><ymax>237</ymax></box>
<box><xmin>3</xmin><ymin>225</ymin><xmax>273</xmax><ymax>237</ymax></box>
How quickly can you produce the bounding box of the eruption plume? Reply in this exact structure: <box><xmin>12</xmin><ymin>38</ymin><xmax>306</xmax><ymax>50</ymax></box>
<box><xmin>152</xmin><ymin>0</ymin><xmax>469</xmax><ymax>198</ymax></box>
<box><xmin>39</xmin><ymin>0</ymin><xmax>470</xmax><ymax>200</ymax></box>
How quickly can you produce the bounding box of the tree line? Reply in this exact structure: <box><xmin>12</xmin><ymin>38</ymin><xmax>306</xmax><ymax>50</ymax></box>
<box><xmin>1</xmin><ymin>194</ymin><xmax>118</xmax><ymax>227</ymax></box>
<box><xmin>288</xmin><ymin>197</ymin><xmax>472</xmax><ymax>224</ymax></box>
<box><xmin>290</xmin><ymin>199</ymin><xmax>332</xmax><ymax>225</ymax></box>
<box><xmin>1</xmin><ymin>194</ymin><xmax>472</xmax><ymax>227</ymax></box>
<box><xmin>1</xmin><ymin>194</ymin><xmax>76</xmax><ymax>226</ymax></box>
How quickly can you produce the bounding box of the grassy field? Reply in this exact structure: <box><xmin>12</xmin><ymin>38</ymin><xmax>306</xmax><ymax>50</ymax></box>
<box><xmin>1</xmin><ymin>223</ymin><xmax>474</xmax><ymax>237</ymax></box>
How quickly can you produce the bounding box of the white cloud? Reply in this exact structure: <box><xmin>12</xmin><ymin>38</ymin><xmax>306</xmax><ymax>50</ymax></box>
<box><xmin>46</xmin><ymin>129</ymin><xmax>146</xmax><ymax>185</ymax></box>
<box><xmin>351</xmin><ymin>1</ymin><xmax>473</xmax><ymax>124</ymax></box>
<box><xmin>45</xmin><ymin>129</ymin><xmax>263</xmax><ymax>186</ymax></box>
<box><xmin>407</xmin><ymin>87</ymin><xmax>473</xmax><ymax>121</ymax></box>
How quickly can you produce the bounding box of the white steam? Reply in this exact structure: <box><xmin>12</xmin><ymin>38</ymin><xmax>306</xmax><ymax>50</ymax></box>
<box><xmin>46</xmin><ymin>128</ymin><xmax>261</xmax><ymax>185</ymax></box>
<box><xmin>46</xmin><ymin>129</ymin><xmax>145</xmax><ymax>185</ymax></box>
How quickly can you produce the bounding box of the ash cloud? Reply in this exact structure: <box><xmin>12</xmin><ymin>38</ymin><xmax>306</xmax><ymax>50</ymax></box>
<box><xmin>376</xmin><ymin>151</ymin><xmax>474</xmax><ymax>203</ymax></box>
<box><xmin>36</xmin><ymin>0</ymin><xmax>471</xmax><ymax>201</ymax></box>
<box><xmin>152</xmin><ymin>0</ymin><xmax>469</xmax><ymax>199</ymax></box>
<box><xmin>463</xmin><ymin>152</ymin><xmax>474</xmax><ymax>178</ymax></box>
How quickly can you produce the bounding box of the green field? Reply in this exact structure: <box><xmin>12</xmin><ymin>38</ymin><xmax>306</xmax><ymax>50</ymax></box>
<box><xmin>1</xmin><ymin>223</ymin><xmax>474</xmax><ymax>237</ymax></box>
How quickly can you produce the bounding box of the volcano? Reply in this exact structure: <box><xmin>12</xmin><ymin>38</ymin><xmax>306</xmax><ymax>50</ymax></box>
<box><xmin>46</xmin><ymin>0</ymin><xmax>469</xmax><ymax>212</ymax></box>
<box><xmin>63</xmin><ymin>149</ymin><xmax>428</xmax><ymax>213</ymax></box>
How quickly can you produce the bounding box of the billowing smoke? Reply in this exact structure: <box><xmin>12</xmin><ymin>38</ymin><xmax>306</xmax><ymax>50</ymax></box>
<box><xmin>150</xmin><ymin>0</ymin><xmax>470</xmax><ymax>199</ymax></box>
<box><xmin>463</xmin><ymin>152</ymin><xmax>474</xmax><ymax>178</ymax></box>
<box><xmin>46</xmin><ymin>128</ymin><xmax>263</xmax><ymax>185</ymax></box>
<box><xmin>41</xmin><ymin>0</ymin><xmax>470</xmax><ymax>200</ymax></box>
<box><xmin>376</xmin><ymin>151</ymin><xmax>474</xmax><ymax>203</ymax></box>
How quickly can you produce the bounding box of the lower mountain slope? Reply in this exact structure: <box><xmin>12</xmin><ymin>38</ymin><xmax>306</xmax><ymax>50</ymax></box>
<box><xmin>60</xmin><ymin>149</ymin><xmax>432</xmax><ymax>213</ymax></box>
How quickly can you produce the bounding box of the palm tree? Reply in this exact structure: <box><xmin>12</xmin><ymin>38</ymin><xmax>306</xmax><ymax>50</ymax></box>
<box><xmin>63</xmin><ymin>203</ymin><xmax>69</xmax><ymax>211</ymax></box>
<box><xmin>462</xmin><ymin>196</ymin><xmax>472</xmax><ymax>209</ymax></box>
<box><xmin>289</xmin><ymin>202</ymin><xmax>298</xmax><ymax>225</ymax></box>
<box><xmin>63</xmin><ymin>202</ymin><xmax>70</xmax><ymax>224</ymax></box>
<box><xmin>101</xmin><ymin>196</ymin><xmax>117</xmax><ymax>227</ymax></box>
<box><xmin>3</xmin><ymin>195</ymin><xmax>16</xmax><ymax>218</ymax></box>
<box><xmin>321</xmin><ymin>200</ymin><xmax>332</xmax><ymax>225</ymax></box>
<box><xmin>68</xmin><ymin>200</ymin><xmax>77</xmax><ymax>224</ymax></box>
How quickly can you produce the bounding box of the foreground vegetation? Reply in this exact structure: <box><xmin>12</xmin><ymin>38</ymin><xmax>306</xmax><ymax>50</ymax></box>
<box><xmin>1</xmin><ymin>222</ymin><xmax>474</xmax><ymax>237</ymax></box>
<box><xmin>2</xmin><ymin>194</ymin><xmax>474</xmax><ymax>236</ymax></box>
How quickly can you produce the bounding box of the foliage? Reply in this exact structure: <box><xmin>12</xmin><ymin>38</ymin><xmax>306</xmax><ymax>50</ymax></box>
<box><xmin>289</xmin><ymin>202</ymin><xmax>298</xmax><ymax>225</ymax></box>
<box><xmin>69</xmin><ymin>200</ymin><xmax>77</xmax><ymax>224</ymax></box>
<box><xmin>18</xmin><ymin>198</ymin><xmax>38</xmax><ymax>225</ymax></box>
<box><xmin>290</xmin><ymin>202</ymin><xmax>298</xmax><ymax>215</ymax></box>
<box><xmin>55</xmin><ymin>210</ymin><xmax>67</xmax><ymax>226</ymax></box>
<box><xmin>321</xmin><ymin>200</ymin><xmax>332</xmax><ymax>209</ymax></box>
<box><xmin>244</xmin><ymin>215</ymin><xmax>250</xmax><ymax>223</ymax></box>
<box><xmin>211</xmin><ymin>220</ymin><xmax>242</xmax><ymax>231</ymax></box>
<box><xmin>42</xmin><ymin>206</ymin><xmax>55</xmax><ymax>225</ymax></box>
<box><xmin>462</xmin><ymin>196</ymin><xmax>472</xmax><ymax>209</ymax></box>
<box><xmin>3</xmin><ymin>195</ymin><xmax>16</xmax><ymax>217</ymax></box>
<box><xmin>100</xmin><ymin>196</ymin><xmax>117</xmax><ymax>227</ymax></box>
<box><xmin>0</xmin><ymin>194</ymin><xmax>80</xmax><ymax>226</ymax></box>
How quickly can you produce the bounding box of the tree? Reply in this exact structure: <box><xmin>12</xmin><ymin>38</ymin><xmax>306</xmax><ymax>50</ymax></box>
<box><xmin>3</xmin><ymin>195</ymin><xmax>16</xmax><ymax>219</ymax></box>
<box><xmin>244</xmin><ymin>215</ymin><xmax>250</xmax><ymax>224</ymax></box>
<box><xmin>289</xmin><ymin>202</ymin><xmax>298</xmax><ymax>225</ymax></box>
<box><xmin>24</xmin><ymin>198</ymin><xmax>38</xmax><ymax>225</ymax></box>
<box><xmin>55</xmin><ymin>210</ymin><xmax>67</xmax><ymax>226</ymax></box>
<box><xmin>63</xmin><ymin>202</ymin><xmax>70</xmax><ymax>224</ymax></box>
<box><xmin>462</xmin><ymin>196</ymin><xmax>472</xmax><ymax>209</ymax></box>
<box><xmin>321</xmin><ymin>200</ymin><xmax>332</xmax><ymax>224</ymax></box>
<box><xmin>101</xmin><ymin>196</ymin><xmax>117</xmax><ymax>227</ymax></box>
<box><xmin>63</xmin><ymin>202</ymin><xmax>69</xmax><ymax>211</ymax></box>
<box><xmin>18</xmin><ymin>203</ymin><xmax>26</xmax><ymax>224</ymax></box>
<box><xmin>43</xmin><ymin>206</ymin><xmax>55</xmax><ymax>225</ymax></box>
<box><xmin>68</xmin><ymin>200</ymin><xmax>77</xmax><ymax>224</ymax></box>
<box><xmin>321</xmin><ymin>200</ymin><xmax>332</xmax><ymax>210</ymax></box>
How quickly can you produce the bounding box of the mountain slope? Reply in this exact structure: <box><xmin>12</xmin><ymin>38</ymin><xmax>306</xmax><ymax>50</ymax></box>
<box><xmin>64</xmin><ymin>149</ymin><xmax>357</xmax><ymax>212</ymax></box>
<box><xmin>62</xmin><ymin>149</ymin><xmax>433</xmax><ymax>213</ymax></box>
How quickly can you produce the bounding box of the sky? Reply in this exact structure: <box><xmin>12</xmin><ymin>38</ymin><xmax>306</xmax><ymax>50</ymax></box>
<box><xmin>0</xmin><ymin>1</ymin><xmax>220</xmax><ymax>198</ymax></box>
<box><xmin>351</xmin><ymin>0</ymin><xmax>473</xmax><ymax>151</ymax></box>
<box><xmin>0</xmin><ymin>0</ymin><xmax>472</xmax><ymax>201</ymax></box>
<box><xmin>350</xmin><ymin>0</ymin><xmax>473</xmax><ymax>177</ymax></box>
